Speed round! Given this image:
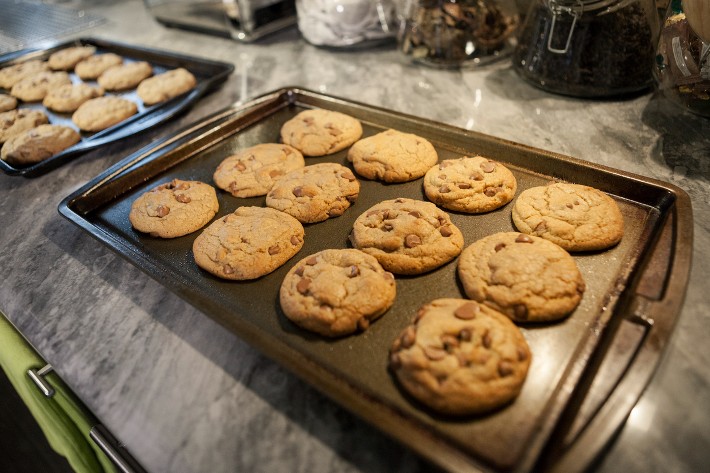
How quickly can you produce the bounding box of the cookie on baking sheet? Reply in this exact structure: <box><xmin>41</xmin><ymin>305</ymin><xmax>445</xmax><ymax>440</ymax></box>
<box><xmin>0</xmin><ymin>109</ymin><xmax>49</xmax><ymax>144</ymax></box>
<box><xmin>347</xmin><ymin>129</ymin><xmax>438</xmax><ymax>183</ymax></box>
<box><xmin>1</xmin><ymin>124</ymin><xmax>80</xmax><ymax>166</ymax></box>
<box><xmin>349</xmin><ymin>198</ymin><xmax>464</xmax><ymax>275</ymax></box>
<box><xmin>137</xmin><ymin>68</ymin><xmax>197</xmax><ymax>105</ymax></box>
<box><xmin>279</xmin><ymin>249</ymin><xmax>396</xmax><ymax>337</ymax></box>
<box><xmin>43</xmin><ymin>83</ymin><xmax>104</xmax><ymax>113</ymax></box>
<box><xmin>424</xmin><ymin>156</ymin><xmax>517</xmax><ymax>213</ymax></box>
<box><xmin>193</xmin><ymin>206</ymin><xmax>305</xmax><ymax>280</ymax></box>
<box><xmin>265</xmin><ymin>162</ymin><xmax>360</xmax><ymax>223</ymax></box>
<box><xmin>0</xmin><ymin>94</ymin><xmax>17</xmax><ymax>112</ymax></box>
<box><xmin>97</xmin><ymin>61</ymin><xmax>153</xmax><ymax>91</ymax></box>
<box><xmin>72</xmin><ymin>96</ymin><xmax>138</xmax><ymax>132</ymax></box>
<box><xmin>389</xmin><ymin>298</ymin><xmax>531</xmax><ymax>416</ymax></box>
<box><xmin>47</xmin><ymin>46</ymin><xmax>97</xmax><ymax>71</ymax></box>
<box><xmin>0</xmin><ymin>60</ymin><xmax>49</xmax><ymax>89</ymax></box>
<box><xmin>280</xmin><ymin>109</ymin><xmax>362</xmax><ymax>156</ymax></box>
<box><xmin>75</xmin><ymin>53</ymin><xmax>124</xmax><ymax>80</ymax></box>
<box><xmin>458</xmin><ymin>232</ymin><xmax>585</xmax><ymax>323</ymax></box>
<box><xmin>213</xmin><ymin>143</ymin><xmax>305</xmax><ymax>198</ymax></box>
<box><xmin>129</xmin><ymin>179</ymin><xmax>219</xmax><ymax>238</ymax></box>
<box><xmin>10</xmin><ymin>71</ymin><xmax>72</xmax><ymax>102</ymax></box>
<box><xmin>512</xmin><ymin>182</ymin><xmax>624</xmax><ymax>252</ymax></box>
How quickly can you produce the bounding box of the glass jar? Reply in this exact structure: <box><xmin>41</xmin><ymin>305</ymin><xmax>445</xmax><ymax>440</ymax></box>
<box><xmin>654</xmin><ymin>0</ymin><xmax>710</xmax><ymax>116</ymax></box>
<box><xmin>398</xmin><ymin>0</ymin><xmax>521</xmax><ymax>68</ymax></box>
<box><xmin>513</xmin><ymin>0</ymin><xmax>661</xmax><ymax>97</ymax></box>
<box><xmin>296</xmin><ymin>0</ymin><xmax>398</xmax><ymax>48</ymax></box>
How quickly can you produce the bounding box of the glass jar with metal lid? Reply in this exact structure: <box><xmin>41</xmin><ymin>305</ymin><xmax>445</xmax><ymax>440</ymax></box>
<box><xmin>512</xmin><ymin>0</ymin><xmax>661</xmax><ymax>97</ymax></box>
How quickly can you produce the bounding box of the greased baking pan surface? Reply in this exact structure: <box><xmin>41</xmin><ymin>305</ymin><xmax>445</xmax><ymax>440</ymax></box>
<box><xmin>59</xmin><ymin>88</ymin><xmax>693</xmax><ymax>473</ymax></box>
<box><xmin>0</xmin><ymin>37</ymin><xmax>234</xmax><ymax>177</ymax></box>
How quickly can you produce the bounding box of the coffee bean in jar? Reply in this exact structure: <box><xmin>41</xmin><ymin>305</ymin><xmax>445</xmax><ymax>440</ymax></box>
<box><xmin>513</xmin><ymin>0</ymin><xmax>660</xmax><ymax>97</ymax></box>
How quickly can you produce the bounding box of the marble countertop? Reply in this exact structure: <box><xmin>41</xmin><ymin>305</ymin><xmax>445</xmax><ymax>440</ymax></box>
<box><xmin>1</xmin><ymin>1</ymin><xmax>709</xmax><ymax>472</ymax></box>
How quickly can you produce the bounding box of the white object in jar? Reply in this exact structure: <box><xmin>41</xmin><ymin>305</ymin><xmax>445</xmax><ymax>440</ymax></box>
<box><xmin>296</xmin><ymin>0</ymin><xmax>397</xmax><ymax>47</ymax></box>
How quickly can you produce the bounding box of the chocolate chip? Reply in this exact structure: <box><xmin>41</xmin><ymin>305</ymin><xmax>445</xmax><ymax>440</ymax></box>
<box><xmin>164</xmin><ymin>180</ymin><xmax>176</xmax><ymax>189</ymax></box>
<box><xmin>404</xmin><ymin>234</ymin><xmax>422</xmax><ymax>248</ymax></box>
<box><xmin>292</xmin><ymin>186</ymin><xmax>304</xmax><ymax>197</ymax></box>
<box><xmin>296</xmin><ymin>278</ymin><xmax>311</xmax><ymax>294</ymax></box>
<box><xmin>223</xmin><ymin>264</ymin><xmax>235</xmax><ymax>274</ymax></box>
<box><xmin>268</xmin><ymin>245</ymin><xmax>280</xmax><ymax>255</ymax></box>
<box><xmin>458</xmin><ymin>183</ymin><xmax>471</xmax><ymax>189</ymax></box>
<box><xmin>518</xmin><ymin>346</ymin><xmax>528</xmax><ymax>361</ymax></box>
<box><xmin>383</xmin><ymin>210</ymin><xmax>395</xmax><ymax>220</ymax></box>
<box><xmin>439</xmin><ymin>226</ymin><xmax>453</xmax><ymax>237</ymax></box>
<box><xmin>566</xmin><ymin>203</ymin><xmax>574</xmax><ymax>209</ymax></box>
<box><xmin>290</xmin><ymin>235</ymin><xmax>300</xmax><ymax>245</ymax></box>
<box><xmin>366</xmin><ymin>210</ymin><xmax>380</xmax><ymax>217</ymax></box>
<box><xmin>329</xmin><ymin>127</ymin><xmax>342</xmax><ymax>136</ymax></box>
<box><xmin>303</xmin><ymin>117</ymin><xmax>314</xmax><ymax>125</ymax></box>
<box><xmin>174</xmin><ymin>181</ymin><xmax>190</xmax><ymax>191</ymax></box>
<box><xmin>482</xmin><ymin>331</ymin><xmax>492</xmax><ymax>348</ymax></box>
<box><xmin>382</xmin><ymin>223</ymin><xmax>393</xmax><ymax>232</ymax></box>
<box><xmin>515</xmin><ymin>234</ymin><xmax>533</xmax><ymax>243</ymax></box>
<box><xmin>439</xmin><ymin>161</ymin><xmax>453</xmax><ymax>169</ymax></box>
<box><xmin>471</xmin><ymin>172</ymin><xmax>484</xmax><ymax>181</ymax></box>
<box><xmin>294</xmin><ymin>266</ymin><xmax>305</xmax><ymax>276</ymax></box>
<box><xmin>401</xmin><ymin>326</ymin><xmax>416</xmax><ymax>348</ymax></box>
<box><xmin>459</xmin><ymin>328</ymin><xmax>472</xmax><ymax>341</ymax></box>
<box><xmin>494</xmin><ymin>243</ymin><xmax>506</xmax><ymax>252</ymax></box>
<box><xmin>484</xmin><ymin>187</ymin><xmax>498</xmax><ymax>197</ymax></box>
<box><xmin>390</xmin><ymin>353</ymin><xmax>402</xmax><ymax>370</ymax></box>
<box><xmin>514</xmin><ymin>304</ymin><xmax>529</xmax><ymax>320</ymax></box>
<box><xmin>480</xmin><ymin>161</ymin><xmax>496</xmax><ymax>173</ymax></box>
<box><xmin>498</xmin><ymin>361</ymin><xmax>514</xmax><ymax>377</ymax></box>
<box><xmin>306</xmin><ymin>256</ymin><xmax>318</xmax><ymax>265</ymax></box>
<box><xmin>269</xmin><ymin>170</ymin><xmax>283</xmax><ymax>178</ymax></box>
<box><xmin>454</xmin><ymin>302</ymin><xmax>479</xmax><ymax>320</ymax></box>
<box><xmin>235</xmin><ymin>161</ymin><xmax>246</xmax><ymax>171</ymax></box>
<box><xmin>423</xmin><ymin>346</ymin><xmax>447</xmax><ymax>361</ymax></box>
<box><xmin>409</xmin><ymin>211</ymin><xmax>422</xmax><ymax>218</ymax></box>
<box><xmin>357</xmin><ymin>318</ymin><xmax>370</xmax><ymax>330</ymax></box>
<box><xmin>341</xmin><ymin>170</ymin><xmax>356</xmax><ymax>181</ymax></box>
<box><xmin>175</xmin><ymin>194</ymin><xmax>191</xmax><ymax>204</ymax></box>
<box><xmin>155</xmin><ymin>205</ymin><xmax>170</xmax><ymax>217</ymax></box>
<box><xmin>395</xmin><ymin>198</ymin><xmax>406</xmax><ymax>203</ymax></box>
<box><xmin>348</xmin><ymin>265</ymin><xmax>359</xmax><ymax>277</ymax></box>
<box><xmin>438</xmin><ymin>173</ymin><xmax>447</xmax><ymax>180</ymax></box>
<box><xmin>437</xmin><ymin>216</ymin><xmax>447</xmax><ymax>226</ymax></box>
<box><xmin>441</xmin><ymin>334</ymin><xmax>459</xmax><ymax>352</ymax></box>
<box><xmin>535</xmin><ymin>221</ymin><xmax>547</xmax><ymax>233</ymax></box>
<box><xmin>574</xmin><ymin>200</ymin><xmax>580</xmax><ymax>205</ymax></box>
<box><xmin>456</xmin><ymin>352</ymin><xmax>470</xmax><ymax>367</ymax></box>
<box><xmin>439</xmin><ymin>185</ymin><xmax>451</xmax><ymax>193</ymax></box>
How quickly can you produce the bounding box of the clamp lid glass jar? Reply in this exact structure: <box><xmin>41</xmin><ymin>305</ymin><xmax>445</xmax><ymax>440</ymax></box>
<box><xmin>513</xmin><ymin>0</ymin><xmax>660</xmax><ymax>97</ymax></box>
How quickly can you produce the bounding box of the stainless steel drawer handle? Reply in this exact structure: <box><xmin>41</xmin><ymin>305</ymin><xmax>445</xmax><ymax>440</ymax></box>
<box><xmin>90</xmin><ymin>424</ymin><xmax>147</xmax><ymax>473</ymax></box>
<box><xmin>27</xmin><ymin>364</ymin><xmax>54</xmax><ymax>398</ymax></box>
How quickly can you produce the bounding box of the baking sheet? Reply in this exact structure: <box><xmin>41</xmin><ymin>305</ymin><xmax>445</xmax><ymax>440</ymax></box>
<box><xmin>58</xmin><ymin>88</ymin><xmax>693</xmax><ymax>473</ymax></box>
<box><xmin>0</xmin><ymin>37</ymin><xmax>234</xmax><ymax>177</ymax></box>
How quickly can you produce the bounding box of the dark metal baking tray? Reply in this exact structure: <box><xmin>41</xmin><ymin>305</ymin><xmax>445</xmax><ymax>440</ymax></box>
<box><xmin>0</xmin><ymin>37</ymin><xmax>234</xmax><ymax>177</ymax></box>
<box><xmin>58</xmin><ymin>88</ymin><xmax>693</xmax><ymax>473</ymax></box>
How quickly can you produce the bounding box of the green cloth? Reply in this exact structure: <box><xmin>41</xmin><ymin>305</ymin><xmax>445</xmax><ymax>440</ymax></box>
<box><xmin>0</xmin><ymin>311</ymin><xmax>115</xmax><ymax>473</ymax></box>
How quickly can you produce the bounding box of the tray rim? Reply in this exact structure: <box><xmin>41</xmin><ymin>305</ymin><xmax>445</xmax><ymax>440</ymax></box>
<box><xmin>57</xmin><ymin>87</ymin><xmax>694</xmax><ymax>473</ymax></box>
<box><xmin>0</xmin><ymin>36</ymin><xmax>235</xmax><ymax>177</ymax></box>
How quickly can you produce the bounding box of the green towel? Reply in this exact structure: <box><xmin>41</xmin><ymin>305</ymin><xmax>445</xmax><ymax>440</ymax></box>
<box><xmin>0</xmin><ymin>312</ymin><xmax>115</xmax><ymax>473</ymax></box>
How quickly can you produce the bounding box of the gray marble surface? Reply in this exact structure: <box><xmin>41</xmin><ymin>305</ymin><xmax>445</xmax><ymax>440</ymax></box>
<box><xmin>1</xmin><ymin>1</ymin><xmax>709</xmax><ymax>472</ymax></box>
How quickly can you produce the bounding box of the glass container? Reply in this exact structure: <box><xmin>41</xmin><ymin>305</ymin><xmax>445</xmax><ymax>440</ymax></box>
<box><xmin>513</xmin><ymin>0</ymin><xmax>661</xmax><ymax>97</ymax></box>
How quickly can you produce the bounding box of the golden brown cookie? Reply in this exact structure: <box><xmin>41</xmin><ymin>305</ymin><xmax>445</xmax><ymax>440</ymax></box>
<box><xmin>347</xmin><ymin>129</ymin><xmax>438</xmax><ymax>183</ymax></box>
<box><xmin>43</xmin><ymin>83</ymin><xmax>105</xmax><ymax>113</ymax></box>
<box><xmin>424</xmin><ymin>156</ymin><xmax>517</xmax><ymax>213</ymax></box>
<box><xmin>0</xmin><ymin>109</ymin><xmax>49</xmax><ymax>144</ymax></box>
<box><xmin>75</xmin><ymin>53</ymin><xmax>124</xmax><ymax>80</ymax></box>
<box><xmin>136</xmin><ymin>68</ymin><xmax>197</xmax><ymax>105</ymax></box>
<box><xmin>265</xmin><ymin>163</ymin><xmax>360</xmax><ymax>223</ymax></box>
<box><xmin>10</xmin><ymin>71</ymin><xmax>72</xmax><ymax>102</ymax></box>
<box><xmin>0</xmin><ymin>94</ymin><xmax>17</xmax><ymax>112</ymax></box>
<box><xmin>512</xmin><ymin>182</ymin><xmax>624</xmax><ymax>252</ymax></box>
<box><xmin>389</xmin><ymin>298</ymin><xmax>531</xmax><ymax>416</ymax></box>
<box><xmin>457</xmin><ymin>232</ymin><xmax>585</xmax><ymax>323</ymax></box>
<box><xmin>129</xmin><ymin>179</ymin><xmax>219</xmax><ymax>238</ymax></box>
<box><xmin>349</xmin><ymin>198</ymin><xmax>464</xmax><ymax>275</ymax></box>
<box><xmin>1</xmin><ymin>124</ymin><xmax>80</xmax><ymax>166</ymax></box>
<box><xmin>193</xmin><ymin>206</ymin><xmax>305</xmax><ymax>280</ymax></box>
<box><xmin>72</xmin><ymin>96</ymin><xmax>138</xmax><ymax>132</ymax></box>
<box><xmin>213</xmin><ymin>143</ymin><xmax>305</xmax><ymax>198</ymax></box>
<box><xmin>97</xmin><ymin>61</ymin><xmax>153</xmax><ymax>91</ymax></box>
<box><xmin>280</xmin><ymin>109</ymin><xmax>362</xmax><ymax>156</ymax></box>
<box><xmin>47</xmin><ymin>46</ymin><xmax>97</xmax><ymax>70</ymax></box>
<box><xmin>0</xmin><ymin>60</ymin><xmax>49</xmax><ymax>89</ymax></box>
<box><xmin>279</xmin><ymin>249</ymin><xmax>396</xmax><ymax>337</ymax></box>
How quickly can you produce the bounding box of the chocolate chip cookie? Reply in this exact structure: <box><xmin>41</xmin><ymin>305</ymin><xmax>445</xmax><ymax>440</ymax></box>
<box><xmin>389</xmin><ymin>298</ymin><xmax>531</xmax><ymax>416</ymax></box>
<box><xmin>265</xmin><ymin>162</ymin><xmax>360</xmax><ymax>223</ymax></box>
<box><xmin>349</xmin><ymin>198</ymin><xmax>464</xmax><ymax>275</ymax></box>
<box><xmin>43</xmin><ymin>83</ymin><xmax>105</xmax><ymax>113</ymax></box>
<box><xmin>512</xmin><ymin>182</ymin><xmax>624</xmax><ymax>252</ymax></box>
<box><xmin>280</xmin><ymin>249</ymin><xmax>396</xmax><ymax>337</ymax></box>
<box><xmin>0</xmin><ymin>109</ymin><xmax>49</xmax><ymax>144</ymax></box>
<box><xmin>47</xmin><ymin>46</ymin><xmax>97</xmax><ymax>71</ymax></box>
<box><xmin>458</xmin><ymin>232</ymin><xmax>585</xmax><ymax>323</ymax></box>
<box><xmin>10</xmin><ymin>71</ymin><xmax>72</xmax><ymax>102</ymax></box>
<box><xmin>347</xmin><ymin>129</ymin><xmax>438</xmax><ymax>183</ymax></box>
<box><xmin>1</xmin><ymin>124</ymin><xmax>80</xmax><ymax>166</ymax></box>
<box><xmin>72</xmin><ymin>96</ymin><xmax>138</xmax><ymax>132</ymax></box>
<box><xmin>213</xmin><ymin>143</ymin><xmax>305</xmax><ymax>198</ymax></box>
<box><xmin>97</xmin><ymin>61</ymin><xmax>153</xmax><ymax>91</ymax></box>
<box><xmin>129</xmin><ymin>179</ymin><xmax>219</xmax><ymax>238</ymax></box>
<box><xmin>0</xmin><ymin>94</ymin><xmax>17</xmax><ymax>112</ymax></box>
<box><xmin>193</xmin><ymin>206</ymin><xmax>305</xmax><ymax>280</ymax></box>
<box><xmin>136</xmin><ymin>68</ymin><xmax>197</xmax><ymax>105</ymax></box>
<box><xmin>424</xmin><ymin>156</ymin><xmax>517</xmax><ymax>213</ymax></box>
<box><xmin>0</xmin><ymin>60</ymin><xmax>49</xmax><ymax>89</ymax></box>
<box><xmin>280</xmin><ymin>109</ymin><xmax>362</xmax><ymax>156</ymax></box>
<box><xmin>75</xmin><ymin>53</ymin><xmax>123</xmax><ymax>80</ymax></box>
